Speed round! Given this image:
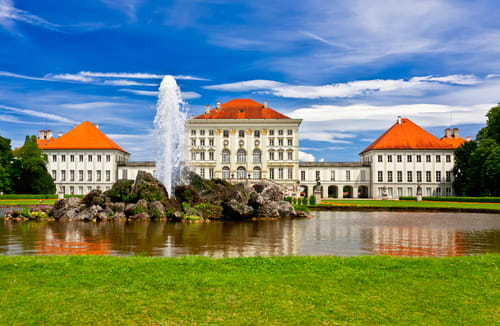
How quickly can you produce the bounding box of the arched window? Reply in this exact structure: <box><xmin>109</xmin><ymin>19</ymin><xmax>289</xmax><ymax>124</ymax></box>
<box><xmin>252</xmin><ymin>149</ymin><xmax>261</xmax><ymax>163</ymax></box>
<box><xmin>222</xmin><ymin>166</ymin><xmax>230</xmax><ymax>179</ymax></box>
<box><xmin>222</xmin><ymin>149</ymin><xmax>230</xmax><ymax>163</ymax></box>
<box><xmin>253</xmin><ymin>166</ymin><xmax>261</xmax><ymax>179</ymax></box>
<box><xmin>237</xmin><ymin>167</ymin><xmax>247</xmax><ymax>179</ymax></box>
<box><xmin>237</xmin><ymin>149</ymin><xmax>246</xmax><ymax>163</ymax></box>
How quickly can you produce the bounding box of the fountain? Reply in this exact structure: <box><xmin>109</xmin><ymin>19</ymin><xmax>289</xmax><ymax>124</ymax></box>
<box><xmin>153</xmin><ymin>76</ymin><xmax>187</xmax><ymax>195</ymax></box>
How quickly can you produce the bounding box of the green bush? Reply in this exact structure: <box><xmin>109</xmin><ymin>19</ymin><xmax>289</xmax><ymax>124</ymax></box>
<box><xmin>292</xmin><ymin>204</ymin><xmax>310</xmax><ymax>213</ymax></box>
<box><xmin>399</xmin><ymin>196</ymin><xmax>500</xmax><ymax>203</ymax></box>
<box><xmin>309</xmin><ymin>195</ymin><xmax>316</xmax><ymax>206</ymax></box>
<box><xmin>0</xmin><ymin>194</ymin><xmax>57</xmax><ymax>199</ymax></box>
<box><xmin>292</xmin><ymin>198</ymin><xmax>297</xmax><ymax>204</ymax></box>
<box><xmin>302</xmin><ymin>197</ymin><xmax>308</xmax><ymax>205</ymax></box>
<box><xmin>21</xmin><ymin>206</ymin><xmax>30</xmax><ymax>218</ymax></box>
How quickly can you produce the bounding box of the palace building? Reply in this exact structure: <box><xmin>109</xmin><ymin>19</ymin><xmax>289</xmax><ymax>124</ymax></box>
<box><xmin>37</xmin><ymin>99</ymin><xmax>467</xmax><ymax>198</ymax></box>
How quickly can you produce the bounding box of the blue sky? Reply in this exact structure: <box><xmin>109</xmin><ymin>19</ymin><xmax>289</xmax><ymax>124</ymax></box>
<box><xmin>1</xmin><ymin>0</ymin><xmax>499</xmax><ymax>162</ymax></box>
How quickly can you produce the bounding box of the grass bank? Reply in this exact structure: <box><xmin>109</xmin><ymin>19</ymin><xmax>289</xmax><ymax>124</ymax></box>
<box><xmin>319</xmin><ymin>199</ymin><xmax>500</xmax><ymax>212</ymax></box>
<box><xmin>0</xmin><ymin>255</ymin><xmax>498</xmax><ymax>325</ymax></box>
<box><xmin>0</xmin><ymin>199</ymin><xmax>56</xmax><ymax>207</ymax></box>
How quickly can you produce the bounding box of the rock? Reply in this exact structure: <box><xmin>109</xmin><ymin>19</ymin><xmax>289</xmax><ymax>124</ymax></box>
<box><xmin>175</xmin><ymin>185</ymin><xmax>201</xmax><ymax>205</ymax></box>
<box><xmin>104</xmin><ymin>206</ymin><xmax>113</xmax><ymax>217</ymax></box>
<box><xmin>133</xmin><ymin>171</ymin><xmax>169</xmax><ymax>203</ymax></box>
<box><xmin>276</xmin><ymin>201</ymin><xmax>296</xmax><ymax>217</ymax></box>
<box><xmin>222</xmin><ymin>199</ymin><xmax>255</xmax><ymax>219</ymax></box>
<box><xmin>149</xmin><ymin>201</ymin><xmax>166</xmax><ymax>219</ymax></box>
<box><xmin>82</xmin><ymin>189</ymin><xmax>104</xmax><ymax>207</ymax></box>
<box><xmin>257</xmin><ymin>201</ymin><xmax>280</xmax><ymax>218</ymax></box>
<box><xmin>130</xmin><ymin>212</ymin><xmax>150</xmax><ymax>220</ymax></box>
<box><xmin>124</xmin><ymin>203</ymin><xmax>136</xmax><ymax>217</ymax></box>
<box><xmin>111</xmin><ymin>212</ymin><xmax>126</xmax><ymax>220</ymax></box>
<box><xmin>97</xmin><ymin>212</ymin><xmax>108</xmax><ymax>221</ymax></box>
<box><xmin>135</xmin><ymin>199</ymin><xmax>149</xmax><ymax>214</ymax></box>
<box><xmin>50</xmin><ymin>197</ymin><xmax>82</xmax><ymax>220</ymax></box>
<box><xmin>114</xmin><ymin>202</ymin><xmax>125</xmax><ymax>213</ymax></box>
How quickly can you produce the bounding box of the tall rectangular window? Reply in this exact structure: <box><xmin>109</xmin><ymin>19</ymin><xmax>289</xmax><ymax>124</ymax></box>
<box><xmin>278</xmin><ymin>139</ymin><xmax>284</xmax><ymax>146</ymax></box>
<box><xmin>446</xmin><ymin>155</ymin><xmax>451</xmax><ymax>163</ymax></box>
<box><xmin>223</xmin><ymin>130</ymin><xmax>229</xmax><ymax>138</ymax></box>
<box><xmin>209</xmin><ymin>168</ymin><xmax>214</xmax><ymax>179</ymax></box>
<box><xmin>361</xmin><ymin>170</ymin><xmax>366</xmax><ymax>181</ymax></box>
<box><xmin>378</xmin><ymin>171</ymin><xmax>383</xmax><ymax>182</ymax></box>
<box><xmin>269</xmin><ymin>130</ymin><xmax>274</xmax><ymax>136</ymax></box>
<box><xmin>209</xmin><ymin>139</ymin><xmax>214</xmax><ymax>146</ymax></box>
<box><xmin>88</xmin><ymin>170</ymin><xmax>92</xmax><ymax>182</ymax></box>
<box><xmin>269</xmin><ymin>152</ymin><xmax>274</xmax><ymax>160</ymax></box>
<box><xmin>387</xmin><ymin>171</ymin><xmax>393</xmax><ymax>182</ymax></box>
<box><xmin>200</xmin><ymin>130</ymin><xmax>205</xmax><ymax>136</ymax></box>
<box><xmin>426</xmin><ymin>155</ymin><xmax>431</xmax><ymax>163</ymax></box>
<box><xmin>97</xmin><ymin>155</ymin><xmax>102</xmax><ymax>162</ymax></box>
<box><xmin>122</xmin><ymin>169</ymin><xmax>127</xmax><ymax>180</ymax></box>
<box><xmin>278</xmin><ymin>168</ymin><xmax>284</xmax><ymax>179</ymax></box>
<box><xmin>106</xmin><ymin>155</ymin><xmax>110</xmax><ymax>162</ymax></box>
<box><xmin>209</xmin><ymin>151</ymin><xmax>214</xmax><ymax>161</ymax></box>
<box><xmin>278</xmin><ymin>151</ymin><xmax>284</xmax><ymax>160</ymax></box>
<box><xmin>407</xmin><ymin>171</ymin><xmax>413</xmax><ymax>182</ymax></box>
<box><xmin>315</xmin><ymin>170</ymin><xmax>320</xmax><ymax>180</ymax></box>
<box><xmin>200</xmin><ymin>152</ymin><xmax>205</xmax><ymax>161</ymax></box>
<box><xmin>70</xmin><ymin>155</ymin><xmax>74</xmax><ymax>162</ymax></box>
<box><xmin>88</xmin><ymin>155</ymin><xmax>92</xmax><ymax>162</ymax></box>
<box><xmin>269</xmin><ymin>168</ymin><xmax>275</xmax><ymax>179</ymax></box>
<box><xmin>301</xmin><ymin>171</ymin><xmax>305</xmax><ymax>181</ymax></box>
<box><xmin>79</xmin><ymin>170</ymin><xmax>83</xmax><ymax>181</ymax></box>
<box><xmin>426</xmin><ymin>171</ymin><xmax>432</xmax><ymax>182</ymax></box>
<box><xmin>346</xmin><ymin>170</ymin><xmax>351</xmax><ymax>181</ymax></box>
<box><xmin>436</xmin><ymin>155</ymin><xmax>441</xmax><ymax>163</ymax></box>
<box><xmin>238</xmin><ymin>130</ymin><xmax>245</xmax><ymax>138</ymax></box>
<box><xmin>417</xmin><ymin>171</ymin><xmax>422</xmax><ymax>182</ymax></box>
<box><xmin>105</xmin><ymin>170</ymin><xmax>110</xmax><ymax>182</ymax></box>
<box><xmin>200</xmin><ymin>168</ymin><xmax>205</xmax><ymax>178</ymax></box>
<box><xmin>269</xmin><ymin>139</ymin><xmax>274</xmax><ymax>146</ymax></box>
<box><xmin>287</xmin><ymin>151</ymin><xmax>293</xmax><ymax>160</ymax></box>
<box><xmin>288</xmin><ymin>168</ymin><xmax>292</xmax><ymax>179</ymax></box>
<box><xmin>397</xmin><ymin>155</ymin><xmax>402</xmax><ymax>162</ymax></box>
<box><xmin>61</xmin><ymin>170</ymin><xmax>66</xmax><ymax>181</ymax></box>
<box><xmin>209</xmin><ymin>130</ymin><xmax>214</xmax><ymax>136</ymax></box>
<box><xmin>70</xmin><ymin>170</ymin><xmax>75</xmax><ymax>181</ymax></box>
<box><xmin>52</xmin><ymin>155</ymin><xmax>57</xmax><ymax>162</ymax></box>
<box><xmin>52</xmin><ymin>170</ymin><xmax>56</xmax><ymax>180</ymax></box>
<box><xmin>436</xmin><ymin>171</ymin><xmax>441</xmax><ymax>182</ymax></box>
<box><xmin>61</xmin><ymin>155</ymin><xmax>66</xmax><ymax>162</ymax></box>
<box><xmin>254</xmin><ymin>130</ymin><xmax>260</xmax><ymax>138</ymax></box>
<box><xmin>79</xmin><ymin>155</ymin><xmax>83</xmax><ymax>162</ymax></box>
<box><xmin>97</xmin><ymin>170</ymin><xmax>101</xmax><ymax>182</ymax></box>
<box><xmin>387</xmin><ymin>155</ymin><xmax>392</xmax><ymax>163</ymax></box>
<box><xmin>417</xmin><ymin>155</ymin><xmax>422</xmax><ymax>163</ymax></box>
<box><xmin>378</xmin><ymin>155</ymin><xmax>383</xmax><ymax>162</ymax></box>
<box><xmin>397</xmin><ymin>171</ymin><xmax>403</xmax><ymax>182</ymax></box>
<box><xmin>446</xmin><ymin>171</ymin><xmax>452</xmax><ymax>182</ymax></box>
<box><xmin>200</xmin><ymin>139</ymin><xmax>205</xmax><ymax>146</ymax></box>
<box><xmin>407</xmin><ymin>155</ymin><xmax>412</xmax><ymax>162</ymax></box>
<box><xmin>287</xmin><ymin>129</ymin><xmax>293</xmax><ymax>135</ymax></box>
<box><xmin>287</xmin><ymin>139</ymin><xmax>293</xmax><ymax>146</ymax></box>
<box><xmin>408</xmin><ymin>187</ymin><xmax>413</xmax><ymax>196</ymax></box>
<box><xmin>330</xmin><ymin>170</ymin><xmax>335</xmax><ymax>181</ymax></box>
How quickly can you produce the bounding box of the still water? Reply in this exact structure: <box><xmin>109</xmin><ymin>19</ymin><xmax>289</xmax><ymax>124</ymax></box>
<box><xmin>0</xmin><ymin>211</ymin><xmax>499</xmax><ymax>257</ymax></box>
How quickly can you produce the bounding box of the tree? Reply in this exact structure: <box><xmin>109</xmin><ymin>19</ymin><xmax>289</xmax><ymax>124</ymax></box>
<box><xmin>13</xmin><ymin>135</ymin><xmax>56</xmax><ymax>194</ymax></box>
<box><xmin>0</xmin><ymin>136</ymin><xmax>14</xmax><ymax>193</ymax></box>
<box><xmin>477</xmin><ymin>104</ymin><xmax>500</xmax><ymax>144</ymax></box>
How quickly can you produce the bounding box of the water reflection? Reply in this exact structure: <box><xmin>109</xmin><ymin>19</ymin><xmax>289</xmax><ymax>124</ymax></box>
<box><xmin>0</xmin><ymin>211</ymin><xmax>499</xmax><ymax>257</ymax></box>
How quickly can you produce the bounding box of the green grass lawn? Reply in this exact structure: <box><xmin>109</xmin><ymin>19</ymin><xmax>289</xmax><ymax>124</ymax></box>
<box><xmin>320</xmin><ymin>199</ymin><xmax>500</xmax><ymax>211</ymax></box>
<box><xmin>0</xmin><ymin>255</ymin><xmax>498</xmax><ymax>325</ymax></box>
<box><xmin>0</xmin><ymin>199</ymin><xmax>57</xmax><ymax>206</ymax></box>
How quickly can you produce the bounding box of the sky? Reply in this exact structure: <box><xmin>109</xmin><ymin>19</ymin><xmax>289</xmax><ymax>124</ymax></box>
<box><xmin>1</xmin><ymin>0</ymin><xmax>499</xmax><ymax>162</ymax></box>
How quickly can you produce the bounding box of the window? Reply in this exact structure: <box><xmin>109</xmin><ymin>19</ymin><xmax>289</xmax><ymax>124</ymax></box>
<box><xmin>346</xmin><ymin>170</ymin><xmax>351</xmax><ymax>181</ymax></box>
<box><xmin>361</xmin><ymin>170</ymin><xmax>366</xmax><ymax>181</ymax></box>
<box><xmin>70</xmin><ymin>155</ymin><xmax>75</xmax><ymax>162</ymax></box>
<box><xmin>200</xmin><ymin>168</ymin><xmax>205</xmax><ymax>178</ymax></box>
<box><xmin>426</xmin><ymin>155</ymin><xmax>431</xmax><ymax>163</ymax></box>
<box><xmin>200</xmin><ymin>152</ymin><xmax>205</xmax><ymax>161</ymax></box>
<box><xmin>436</xmin><ymin>187</ymin><xmax>441</xmax><ymax>196</ymax></box>
<box><xmin>97</xmin><ymin>155</ymin><xmax>102</xmax><ymax>162</ymax></box>
<box><xmin>397</xmin><ymin>155</ymin><xmax>402</xmax><ymax>162</ymax></box>
<box><xmin>269</xmin><ymin>151</ymin><xmax>275</xmax><ymax>160</ymax></box>
<box><xmin>387</xmin><ymin>155</ymin><xmax>392</xmax><ymax>163</ymax></box>
<box><xmin>88</xmin><ymin>170</ymin><xmax>92</xmax><ymax>181</ymax></box>
<box><xmin>52</xmin><ymin>170</ymin><xmax>56</xmax><ymax>180</ymax></box>
<box><xmin>301</xmin><ymin>171</ymin><xmax>306</xmax><ymax>181</ymax></box>
<box><xmin>417</xmin><ymin>171</ymin><xmax>422</xmax><ymax>182</ymax></box>
<box><xmin>191</xmin><ymin>152</ymin><xmax>196</xmax><ymax>161</ymax></box>
<box><xmin>417</xmin><ymin>155</ymin><xmax>422</xmax><ymax>163</ymax></box>
<box><xmin>70</xmin><ymin>170</ymin><xmax>75</xmax><ymax>181</ymax></box>
<box><xmin>61</xmin><ymin>170</ymin><xmax>66</xmax><ymax>181</ymax></box>
<box><xmin>397</xmin><ymin>171</ymin><xmax>403</xmax><ymax>182</ymax></box>
<box><xmin>288</xmin><ymin>168</ymin><xmax>292</xmax><ymax>179</ymax></box>
<box><xmin>200</xmin><ymin>130</ymin><xmax>205</xmax><ymax>136</ymax></box>
<box><xmin>407</xmin><ymin>155</ymin><xmax>412</xmax><ymax>163</ymax></box>
<box><xmin>378</xmin><ymin>155</ymin><xmax>383</xmax><ymax>162</ymax></box>
<box><xmin>387</xmin><ymin>171</ymin><xmax>393</xmax><ymax>182</ymax></box>
<box><xmin>436</xmin><ymin>171</ymin><xmax>441</xmax><ymax>182</ymax></box>
<box><xmin>397</xmin><ymin>187</ymin><xmax>403</xmax><ymax>197</ymax></box>
<box><xmin>407</xmin><ymin>171</ymin><xmax>413</xmax><ymax>182</ymax></box>
<box><xmin>209</xmin><ymin>168</ymin><xmax>214</xmax><ymax>179</ymax></box>
<box><xmin>446</xmin><ymin>155</ymin><xmax>451</xmax><ymax>163</ymax></box>
<box><xmin>209</xmin><ymin>139</ymin><xmax>214</xmax><ymax>146</ymax></box>
<box><xmin>278</xmin><ymin>138</ymin><xmax>284</xmax><ymax>146</ymax></box>
<box><xmin>426</xmin><ymin>171</ymin><xmax>432</xmax><ymax>182</ymax></box>
<box><xmin>105</xmin><ymin>170</ymin><xmax>110</xmax><ymax>181</ymax></box>
<box><xmin>446</xmin><ymin>171</ymin><xmax>452</xmax><ymax>182</ymax></box>
<box><xmin>426</xmin><ymin>188</ymin><xmax>432</xmax><ymax>196</ymax></box>
<box><xmin>209</xmin><ymin>151</ymin><xmax>214</xmax><ymax>161</ymax></box>
<box><xmin>253</xmin><ymin>149</ymin><xmax>261</xmax><ymax>163</ymax></box>
<box><xmin>97</xmin><ymin>170</ymin><xmax>101</xmax><ymax>181</ymax></box>
<box><xmin>254</xmin><ymin>130</ymin><xmax>260</xmax><ymax>138</ymax></box>
<box><xmin>269</xmin><ymin>130</ymin><xmax>274</xmax><ymax>136</ymax></box>
<box><xmin>436</xmin><ymin>155</ymin><xmax>441</xmax><ymax>163</ymax></box>
<box><xmin>122</xmin><ymin>169</ymin><xmax>127</xmax><ymax>180</ymax></box>
<box><xmin>70</xmin><ymin>186</ymin><xmax>74</xmax><ymax>194</ymax></box>
<box><xmin>61</xmin><ymin>155</ymin><xmax>66</xmax><ymax>162</ymax></box>
<box><xmin>287</xmin><ymin>138</ymin><xmax>293</xmax><ymax>146</ymax></box>
<box><xmin>446</xmin><ymin>187</ymin><xmax>452</xmax><ymax>196</ymax></box>
<box><xmin>79</xmin><ymin>170</ymin><xmax>84</xmax><ymax>181</ymax></box>
<box><xmin>78</xmin><ymin>186</ymin><xmax>83</xmax><ymax>194</ymax></box>
<box><xmin>239</xmin><ymin>130</ymin><xmax>245</xmax><ymax>138</ymax></box>
<box><xmin>253</xmin><ymin>167</ymin><xmax>262</xmax><ymax>179</ymax></box>
<box><xmin>288</xmin><ymin>130</ymin><xmax>293</xmax><ymax>135</ymax></box>
<box><xmin>106</xmin><ymin>155</ymin><xmax>110</xmax><ymax>162</ymax></box>
<box><xmin>200</xmin><ymin>139</ymin><xmax>205</xmax><ymax>146</ymax></box>
<box><xmin>88</xmin><ymin>155</ymin><xmax>92</xmax><ymax>162</ymax></box>
<box><xmin>237</xmin><ymin>149</ymin><xmax>246</xmax><ymax>163</ymax></box>
<box><xmin>408</xmin><ymin>187</ymin><xmax>413</xmax><ymax>196</ymax></box>
<box><xmin>191</xmin><ymin>139</ymin><xmax>196</xmax><ymax>146</ymax></box>
<box><xmin>278</xmin><ymin>129</ymin><xmax>283</xmax><ymax>135</ymax></box>
<box><xmin>52</xmin><ymin>155</ymin><xmax>57</xmax><ymax>162</ymax></box>
<box><xmin>222</xmin><ymin>149</ymin><xmax>230</xmax><ymax>163</ymax></box>
<box><xmin>287</xmin><ymin>151</ymin><xmax>293</xmax><ymax>160</ymax></box>
<box><xmin>191</xmin><ymin>130</ymin><xmax>196</xmax><ymax>136</ymax></box>
<box><xmin>278</xmin><ymin>168</ymin><xmax>284</xmax><ymax>179</ymax></box>
<box><xmin>222</xmin><ymin>167</ymin><xmax>230</xmax><ymax>179</ymax></box>
<box><xmin>223</xmin><ymin>130</ymin><xmax>229</xmax><ymax>138</ymax></box>
<box><xmin>330</xmin><ymin>170</ymin><xmax>335</xmax><ymax>181</ymax></box>
<box><xmin>87</xmin><ymin>186</ymin><xmax>92</xmax><ymax>192</ymax></box>
<box><xmin>278</xmin><ymin>151</ymin><xmax>284</xmax><ymax>161</ymax></box>
<box><xmin>209</xmin><ymin>130</ymin><xmax>214</xmax><ymax>136</ymax></box>
<box><xmin>269</xmin><ymin>139</ymin><xmax>274</xmax><ymax>146</ymax></box>
<box><xmin>269</xmin><ymin>168</ymin><xmax>275</xmax><ymax>179</ymax></box>
<box><xmin>79</xmin><ymin>155</ymin><xmax>83</xmax><ymax>162</ymax></box>
<box><xmin>315</xmin><ymin>170</ymin><xmax>320</xmax><ymax>180</ymax></box>
<box><xmin>378</xmin><ymin>171</ymin><xmax>383</xmax><ymax>182</ymax></box>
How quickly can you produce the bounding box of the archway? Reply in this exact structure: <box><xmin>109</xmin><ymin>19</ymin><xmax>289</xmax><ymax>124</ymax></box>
<box><xmin>222</xmin><ymin>166</ymin><xmax>230</xmax><ymax>179</ymax></box>
<box><xmin>252</xmin><ymin>166</ymin><xmax>261</xmax><ymax>179</ymax></box>
<box><xmin>237</xmin><ymin>166</ymin><xmax>246</xmax><ymax>179</ymax></box>
<box><xmin>358</xmin><ymin>186</ymin><xmax>369</xmax><ymax>198</ymax></box>
<box><xmin>328</xmin><ymin>185</ymin><xmax>338</xmax><ymax>198</ymax></box>
<box><xmin>343</xmin><ymin>185</ymin><xmax>353</xmax><ymax>198</ymax></box>
<box><xmin>300</xmin><ymin>185</ymin><xmax>308</xmax><ymax>197</ymax></box>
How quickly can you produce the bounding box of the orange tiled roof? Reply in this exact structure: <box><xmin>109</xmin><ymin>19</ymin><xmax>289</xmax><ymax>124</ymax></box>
<box><xmin>361</xmin><ymin>118</ymin><xmax>455</xmax><ymax>154</ymax></box>
<box><xmin>41</xmin><ymin>121</ymin><xmax>127</xmax><ymax>153</ymax></box>
<box><xmin>440</xmin><ymin>136</ymin><xmax>466</xmax><ymax>149</ymax></box>
<box><xmin>194</xmin><ymin>99</ymin><xmax>290</xmax><ymax>119</ymax></box>
<box><xmin>37</xmin><ymin>137</ymin><xmax>54</xmax><ymax>148</ymax></box>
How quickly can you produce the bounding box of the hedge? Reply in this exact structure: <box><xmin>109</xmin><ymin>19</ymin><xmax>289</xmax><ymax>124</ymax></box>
<box><xmin>0</xmin><ymin>194</ymin><xmax>84</xmax><ymax>200</ymax></box>
<box><xmin>399</xmin><ymin>196</ymin><xmax>500</xmax><ymax>203</ymax></box>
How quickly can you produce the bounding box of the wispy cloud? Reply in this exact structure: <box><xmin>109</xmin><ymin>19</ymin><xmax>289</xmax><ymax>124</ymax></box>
<box><xmin>0</xmin><ymin>71</ymin><xmax>53</xmax><ymax>82</ymax></box>
<box><xmin>78</xmin><ymin>71</ymin><xmax>209</xmax><ymax>81</ymax></box>
<box><xmin>299</xmin><ymin>151</ymin><xmax>315</xmax><ymax>162</ymax></box>
<box><xmin>204</xmin><ymin>75</ymin><xmax>479</xmax><ymax>99</ymax></box>
<box><xmin>0</xmin><ymin>104</ymin><xmax>76</xmax><ymax>124</ymax></box>
<box><xmin>120</xmin><ymin>89</ymin><xmax>158</xmax><ymax>96</ymax></box>
<box><xmin>0</xmin><ymin>0</ymin><xmax>61</xmax><ymax>31</ymax></box>
<box><xmin>59</xmin><ymin>102</ymin><xmax>124</xmax><ymax>110</ymax></box>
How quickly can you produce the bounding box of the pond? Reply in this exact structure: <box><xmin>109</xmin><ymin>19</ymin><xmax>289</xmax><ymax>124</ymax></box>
<box><xmin>0</xmin><ymin>210</ymin><xmax>499</xmax><ymax>257</ymax></box>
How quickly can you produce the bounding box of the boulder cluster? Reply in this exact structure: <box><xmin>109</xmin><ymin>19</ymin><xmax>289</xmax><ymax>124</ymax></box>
<box><xmin>5</xmin><ymin>171</ymin><xmax>310</xmax><ymax>222</ymax></box>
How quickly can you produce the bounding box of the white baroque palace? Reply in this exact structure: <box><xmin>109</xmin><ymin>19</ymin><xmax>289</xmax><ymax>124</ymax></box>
<box><xmin>38</xmin><ymin>99</ymin><xmax>467</xmax><ymax>198</ymax></box>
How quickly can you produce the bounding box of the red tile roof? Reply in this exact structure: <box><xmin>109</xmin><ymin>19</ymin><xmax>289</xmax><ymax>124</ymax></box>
<box><xmin>37</xmin><ymin>137</ymin><xmax>54</xmax><ymax>148</ymax></box>
<box><xmin>361</xmin><ymin>118</ymin><xmax>455</xmax><ymax>154</ymax></box>
<box><xmin>194</xmin><ymin>99</ymin><xmax>290</xmax><ymax>119</ymax></box>
<box><xmin>440</xmin><ymin>136</ymin><xmax>466</xmax><ymax>149</ymax></box>
<box><xmin>41</xmin><ymin>121</ymin><xmax>127</xmax><ymax>153</ymax></box>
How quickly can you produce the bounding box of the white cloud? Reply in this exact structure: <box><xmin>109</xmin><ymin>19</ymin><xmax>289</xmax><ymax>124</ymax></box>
<box><xmin>59</xmin><ymin>102</ymin><xmax>123</xmax><ymax>110</ymax></box>
<box><xmin>119</xmin><ymin>89</ymin><xmax>159</xmax><ymax>96</ymax></box>
<box><xmin>0</xmin><ymin>0</ymin><xmax>61</xmax><ymax>31</ymax></box>
<box><xmin>203</xmin><ymin>75</ymin><xmax>478</xmax><ymax>99</ymax></box>
<box><xmin>0</xmin><ymin>71</ymin><xmax>53</xmax><ymax>82</ymax></box>
<box><xmin>182</xmin><ymin>91</ymin><xmax>201</xmax><ymax>100</ymax></box>
<box><xmin>299</xmin><ymin>131</ymin><xmax>354</xmax><ymax>144</ymax></box>
<box><xmin>0</xmin><ymin>104</ymin><xmax>76</xmax><ymax>124</ymax></box>
<box><xmin>79</xmin><ymin>71</ymin><xmax>209</xmax><ymax>81</ymax></box>
<box><xmin>101</xmin><ymin>79</ymin><xmax>157</xmax><ymax>86</ymax></box>
<box><xmin>46</xmin><ymin>73</ymin><xmax>94</xmax><ymax>83</ymax></box>
<box><xmin>299</xmin><ymin>151</ymin><xmax>315</xmax><ymax>162</ymax></box>
<box><xmin>319</xmin><ymin>158</ymin><xmax>325</xmax><ymax>162</ymax></box>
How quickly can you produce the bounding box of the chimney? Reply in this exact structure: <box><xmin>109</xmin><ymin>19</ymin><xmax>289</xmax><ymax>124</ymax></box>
<box><xmin>190</xmin><ymin>114</ymin><xmax>194</xmax><ymax>119</ymax></box>
<box><xmin>466</xmin><ymin>136</ymin><xmax>472</xmax><ymax>141</ymax></box>
<box><xmin>46</xmin><ymin>130</ymin><xmax>53</xmax><ymax>139</ymax></box>
<box><xmin>452</xmin><ymin>128</ymin><xmax>459</xmax><ymax>139</ymax></box>
<box><xmin>205</xmin><ymin>104</ymin><xmax>210</xmax><ymax>114</ymax></box>
<box><xmin>95</xmin><ymin>124</ymin><xmax>99</xmax><ymax>129</ymax></box>
<box><xmin>216</xmin><ymin>101</ymin><xmax>221</xmax><ymax>109</ymax></box>
<box><xmin>445</xmin><ymin>128</ymin><xmax>452</xmax><ymax>139</ymax></box>
<box><xmin>397</xmin><ymin>116</ymin><xmax>402</xmax><ymax>125</ymax></box>
<box><xmin>39</xmin><ymin>130</ymin><xmax>45</xmax><ymax>140</ymax></box>
<box><xmin>58</xmin><ymin>132</ymin><xmax>63</xmax><ymax>138</ymax></box>
<box><xmin>264</xmin><ymin>100</ymin><xmax>268</xmax><ymax>108</ymax></box>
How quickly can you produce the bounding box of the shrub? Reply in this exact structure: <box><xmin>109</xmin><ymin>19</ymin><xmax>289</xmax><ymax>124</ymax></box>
<box><xmin>0</xmin><ymin>194</ymin><xmax>57</xmax><ymax>199</ymax></box>
<box><xmin>21</xmin><ymin>206</ymin><xmax>30</xmax><ymax>218</ymax></box>
<box><xmin>292</xmin><ymin>198</ymin><xmax>297</xmax><ymax>204</ymax></box>
<box><xmin>309</xmin><ymin>195</ymin><xmax>316</xmax><ymax>206</ymax></box>
<box><xmin>292</xmin><ymin>204</ymin><xmax>310</xmax><ymax>213</ymax></box>
<box><xmin>302</xmin><ymin>197</ymin><xmax>308</xmax><ymax>205</ymax></box>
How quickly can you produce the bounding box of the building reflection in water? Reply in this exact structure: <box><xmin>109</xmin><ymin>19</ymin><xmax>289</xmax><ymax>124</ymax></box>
<box><xmin>0</xmin><ymin>211</ymin><xmax>499</xmax><ymax>257</ymax></box>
